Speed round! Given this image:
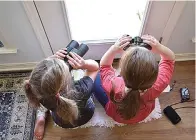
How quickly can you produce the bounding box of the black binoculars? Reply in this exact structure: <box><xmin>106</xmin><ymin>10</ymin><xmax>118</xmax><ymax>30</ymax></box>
<box><xmin>123</xmin><ymin>36</ymin><xmax>152</xmax><ymax>50</ymax></box>
<box><xmin>64</xmin><ymin>40</ymin><xmax>89</xmax><ymax>70</ymax></box>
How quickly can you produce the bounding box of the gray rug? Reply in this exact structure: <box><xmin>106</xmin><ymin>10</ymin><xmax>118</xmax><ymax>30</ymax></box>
<box><xmin>0</xmin><ymin>71</ymin><xmax>35</xmax><ymax>140</ymax></box>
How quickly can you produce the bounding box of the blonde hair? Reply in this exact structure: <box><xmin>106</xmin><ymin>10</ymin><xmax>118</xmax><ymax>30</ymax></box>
<box><xmin>110</xmin><ymin>47</ymin><xmax>159</xmax><ymax>120</ymax></box>
<box><xmin>24</xmin><ymin>57</ymin><xmax>78</xmax><ymax>125</ymax></box>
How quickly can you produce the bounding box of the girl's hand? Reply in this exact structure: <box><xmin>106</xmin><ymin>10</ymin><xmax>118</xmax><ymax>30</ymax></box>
<box><xmin>66</xmin><ymin>52</ymin><xmax>86</xmax><ymax>69</ymax></box>
<box><xmin>141</xmin><ymin>35</ymin><xmax>163</xmax><ymax>53</ymax></box>
<box><xmin>53</xmin><ymin>48</ymin><xmax>67</xmax><ymax>59</ymax></box>
<box><xmin>111</xmin><ymin>35</ymin><xmax>132</xmax><ymax>53</ymax></box>
<box><xmin>142</xmin><ymin>34</ymin><xmax>175</xmax><ymax>60</ymax></box>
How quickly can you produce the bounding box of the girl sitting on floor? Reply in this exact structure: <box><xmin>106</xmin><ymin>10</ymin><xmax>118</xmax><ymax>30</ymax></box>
<box><xmin>93</xmin><ymin>34</ymin><xmax>175</xmax><ymax>124</ymax></box>
<box><xmin>24</xmin><ymin>49</ymin><xmax>99</xmax><ymax>140</ymax></box>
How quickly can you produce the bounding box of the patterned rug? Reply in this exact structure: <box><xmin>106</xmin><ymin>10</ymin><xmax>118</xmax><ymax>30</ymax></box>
<box><xmin>0</xmin><ymin>71</ymin><xmax>36</xmax><ymax>140</ymax></box>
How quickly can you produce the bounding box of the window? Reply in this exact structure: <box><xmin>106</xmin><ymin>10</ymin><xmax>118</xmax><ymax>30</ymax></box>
<box><xmin>65</xmin><ymin>0</ymin><xmax>148</xmax><ymax>42</ymax></box>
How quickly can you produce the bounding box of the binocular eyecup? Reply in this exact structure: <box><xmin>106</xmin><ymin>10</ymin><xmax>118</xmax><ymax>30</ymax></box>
<box><xmin>123</xmin><ymin>36</ymin><xmax>152</xmax><ymax>50</ymax></box>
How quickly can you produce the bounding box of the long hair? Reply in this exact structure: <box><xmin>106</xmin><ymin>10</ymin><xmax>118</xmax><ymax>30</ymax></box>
<box><xmin>24</xmin><ymin>58</ymin><xmax>78</xmax><ymax>125</ymax></box>
<box><xmin>110</xmin><ymin>47</ymin><xmax>159</xmax><ymax>120</ymax></box>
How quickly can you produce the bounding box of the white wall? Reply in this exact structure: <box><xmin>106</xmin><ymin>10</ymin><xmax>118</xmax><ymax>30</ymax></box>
<box><xmin>142</xmin><ymin>1</ymin><xmax>175</xmax><ymax>42</ymax></box>
<box><xmin>0</xmin><ymin>1</ymin><xmax>45</xmax><ymax>64</ymax></box>
<box><xmin>167</xmin><ymin>1</ymin><xmax>195</xmax><ymax>53</ymax></box>
<box><xmin>144</xmin><ymin>1</ymin><xmax>195</xmax><ymax>54</ymax></box>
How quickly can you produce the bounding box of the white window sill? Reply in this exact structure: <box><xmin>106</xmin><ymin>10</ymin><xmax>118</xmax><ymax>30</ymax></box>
<box><xmin>0</xmin><ymin>47</ymin><xmax>17</xmax><ymax>54</ymax></box>
<box><xmin>79</xmin><ymin>39</ymin><xmax>116</xmax><ymax>45</ymax></box>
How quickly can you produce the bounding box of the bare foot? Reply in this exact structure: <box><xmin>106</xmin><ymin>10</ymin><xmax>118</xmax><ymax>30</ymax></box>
<box><xmin>34</xmin><ymin>115</ymin><xmax>46</xmax><ymax>140</ymax></box>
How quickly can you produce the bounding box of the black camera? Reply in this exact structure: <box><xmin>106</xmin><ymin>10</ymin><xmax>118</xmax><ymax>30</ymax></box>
<box><xmin>123</xmin><ymin>36</ymin><xmax>152</xmax><ymax>50</ymax></box>
<box><xmin>64</xmin><ymin>40</ymin><xmax>89</xmax><ymax>70</ymax></box>
<box><xmin>180</xmin><ymin>87</ymin><xmax>190</xmax><ymax>102</ymax></box>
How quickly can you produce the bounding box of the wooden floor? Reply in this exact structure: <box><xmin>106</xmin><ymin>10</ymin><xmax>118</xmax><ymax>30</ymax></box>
<box><xmin>43</xmin><ymin>61</ymin><xmax>195</xmax><ymax>140</ymax></box>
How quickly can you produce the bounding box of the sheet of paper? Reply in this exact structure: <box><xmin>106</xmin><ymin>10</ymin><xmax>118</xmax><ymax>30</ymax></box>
<box><xmin>163</xmin><ymin>85</ymin><xmax>171</xmax><ymax>92</ymax></box>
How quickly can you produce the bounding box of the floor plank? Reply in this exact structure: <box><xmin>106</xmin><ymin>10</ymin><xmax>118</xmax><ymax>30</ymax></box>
<box><xmin>43</xmin><ymin>61</ymin><xmax>195</xmax><ymax>140</ymax></box>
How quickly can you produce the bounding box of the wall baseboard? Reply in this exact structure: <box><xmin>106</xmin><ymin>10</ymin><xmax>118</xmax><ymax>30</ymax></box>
<box><xmin>175</xmin><ymin>53</ymin><xmax>195</xmax><ymax>61</ymax></box>
<box><xmin>0</xmin><ymin>53</ymin><xmax>195</xmax><ymax>72</ymax></box>
<box><xmin>0</xmin><ymin>62</ymin><xmax>37</xmax><ymax>72</ymax></box>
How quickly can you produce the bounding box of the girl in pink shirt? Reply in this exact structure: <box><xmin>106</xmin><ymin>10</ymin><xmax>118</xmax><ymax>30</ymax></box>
<box><xmin>93</xmin><ymin>35</ymin><xmax>175</xmax><ymax>124</ymax></box>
